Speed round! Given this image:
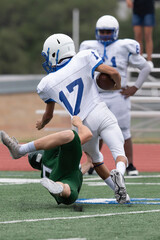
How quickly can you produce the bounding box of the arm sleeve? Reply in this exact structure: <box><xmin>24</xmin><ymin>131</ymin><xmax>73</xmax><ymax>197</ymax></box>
<box><xmin>126</xmin><ymin>40</ymin><xmax>151</xmax><ymax>89</ymax></box>
<box><xmin>88</xmin><ymin>50</ymin><xmax>103</xmax><ymax>79</ymax></box>
<box><xmin>134</xmin><ymin>61</ymin><xmax>151</xmax><ymax>89</ymax></box>
<box><xmin>37</xmin><ymin>87</ymin><xmax>52</xmax><ymax>103</ymax></box>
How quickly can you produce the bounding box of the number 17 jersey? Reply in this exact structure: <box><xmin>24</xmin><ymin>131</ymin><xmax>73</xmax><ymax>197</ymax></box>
<box><xmin>37</xmin><ymin>49</ymin><xmax>103</xmax><ymax>120</ymax></box>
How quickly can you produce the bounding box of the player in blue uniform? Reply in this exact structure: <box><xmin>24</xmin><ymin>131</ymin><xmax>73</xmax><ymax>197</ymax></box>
<box><xmin>80</xmin><ymin>15</ymin><xmax>151</xmax><ymax>176</ymax></box>
<box><xmin>34</xmin><ymin>33</ymin><xmax>130</xmax><ymax>203</ymax></box>
<box><xmin>1</xmin><ymin>34</ymin><xmax>130</xmax><ymax>203</ymax></box>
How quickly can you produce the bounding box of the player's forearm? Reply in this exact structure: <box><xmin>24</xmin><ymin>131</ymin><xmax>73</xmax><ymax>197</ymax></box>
<box><xmin>41</xmin><ymin>101</ymin><xmax>55</xmax><ymax>128</ymax></box>
<box><xmin>41</xmin><ymin>113</ymin><xmax>53</xmax><ymax>127</ymax></box>
<box><xmin>72</xmin><ymin>116</ymin><xmax>92</xmax><ymax>144</ymax></box>
<box><xmin>36</xmin><ymin>112</ymin><xmax>53</xmax><ymax>130</ymax></box>
<box><xmin>110</xmin><ymin>73</ymin><xmax>121</xmax><ymax>89</ymax></box>
<box><xmin>96</xmin><ymin>64</ymin><xmax>121</xmax><ymax>89</ymax></box>
<box><xmin>134</xmin><ymin>62</ymin><xmax>151</xmax><ymax>89</ymax></box>
<box><xmin>78</xmin><ymin>125</ymin><xmax>92</xmax><ymax>145</ymax></box>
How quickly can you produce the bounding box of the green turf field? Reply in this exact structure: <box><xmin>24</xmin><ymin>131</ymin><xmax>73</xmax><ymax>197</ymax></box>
<box><xmin>0</xmin><ymin>171</ymin><xmax>160</xmax><ymax>240</ymax></box>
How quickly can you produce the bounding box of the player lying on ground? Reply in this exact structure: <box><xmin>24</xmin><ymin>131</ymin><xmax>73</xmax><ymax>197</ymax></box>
<box><xmin>0</xmin><ymin>116</ymin><xmax>93</xmax><ymax>205</ymax></box>
<box><xmin>1</xmin><ymin>115</ymin><xmax>130</xmax><ymax>204</ymax></box>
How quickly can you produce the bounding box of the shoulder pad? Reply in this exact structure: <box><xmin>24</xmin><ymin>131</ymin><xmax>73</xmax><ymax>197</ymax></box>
<box><xmin>79</xmin><ymin>40</ymin><xmax>97</xmax><ymax>51</ymax></box>
<box><xmin>120</xmin><ymin>39</ymin><xmax>140</xmax><ymax>55</ymax></box>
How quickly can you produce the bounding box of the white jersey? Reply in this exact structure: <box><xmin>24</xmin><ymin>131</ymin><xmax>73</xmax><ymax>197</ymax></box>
<box><xmin>80</xmin><ymin>39</ymin><xmax>147</xmax><ymax>93</ymax></box>
<box><xmin>80</xmin><ymin>38</ymin><xmax>148</xmax><ymax>140</ymax></box>
<box><xmin>37</xmin><ymin>49</ymin><xmax>126</xmax><ymax>163</ymax></box>
<box><xmin>37</xmin><ymin>49</ymin><xmax>103</xmax><ymax>121</ymax></box>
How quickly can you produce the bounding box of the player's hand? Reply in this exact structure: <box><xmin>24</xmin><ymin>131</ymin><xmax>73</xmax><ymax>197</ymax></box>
<box><xmin>36</xmin><ymin>120</ymin><xmax>44</xmax><ymax>130</ymax></box>
<box><xmin>120</xmin><ymin>86</ymin><xmax>138</xmax><ymax>98</ymax></box>
<box><xmin>72</xmin><ymin>116</ymin><xmax>82</xmax><ymax>127</ymax></box>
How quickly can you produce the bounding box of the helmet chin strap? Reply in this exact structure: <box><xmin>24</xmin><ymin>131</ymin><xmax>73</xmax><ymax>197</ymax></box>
<box><xmin>46</xmin><ymin>58</ymin><xmax>72</xmax><ymax>74</ymax></box>
<box><xmin>41</xmin><ymin>48</ymin><xmax>53</xmax><ymax>74</ymax></box>
<box><xmin>102</xmin><ymin>46</ymin><xmax>108</xmax><ymax>62</ymax></box>
<box><xmin>102</xmin><ymin>39</ymin><xmax>116</xmax><ymax>47</ymax></box>
<box><xmin>56</xmin><ymin>49</ymin><xmax>60</xmax><ymax>65</ymax></box>
<box><xmin>42</xmin><ymin>46</ymin><xmax>72</xmax><ymax>74</ymax></box>
<box><xmin>95</xmin><ymin>27</ymin><xmax>118</xmax><ymax>47</ymax></box>
<box><xmin>53</xmin><ymin>58</ymin><xmax>72</xmax><ymax>72</ymax></box>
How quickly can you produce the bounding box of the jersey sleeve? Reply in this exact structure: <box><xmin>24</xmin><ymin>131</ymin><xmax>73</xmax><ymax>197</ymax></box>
<box><xmin>37</xmin><ymin>77</ymin><xmax>56</xmax><ymax>103</ymax></box>
<box><xmin>122</xmin><ymin>39</ymin><xmax>150</xmax><ymax>88</ymax></box>
<box><xmin>87</xmin><ymin>50</ymin><xmax>103</xmax><ymax>79</ymax></box>
<box><xmin>77</xmin><ymin>49</ymin><xmax>103</xmax><ymax>79</ymax></box>
<box><xmin>125</xmin><ymin>39</ymin><xmax>141</xmax><ymax>55</ymax></box>
<box><xmin>125</xmin><ymin>39</ymin><xmax>147</xmax><ymax>68</ymax></box>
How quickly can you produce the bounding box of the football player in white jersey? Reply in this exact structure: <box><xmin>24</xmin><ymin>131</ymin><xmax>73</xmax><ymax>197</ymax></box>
<box><xmin>80</xmin><ymin>15</ymin><xmax>151</xmax><ymax>176</ymax></box>
<box><xmin>36</xmin><ymin>33</ymin><xmax>130</xmax><ymax>204</ymax></box>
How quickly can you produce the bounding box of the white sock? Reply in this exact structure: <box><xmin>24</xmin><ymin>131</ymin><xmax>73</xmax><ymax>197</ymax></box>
<box><xmin>116</xmin><ymin>161</ymin><xmax>126</xmax><ymax>176</ymax></box>
<box><xmin>19</xmin><ymin>141</ymin><xmax>36</xmax><ymax>155</ymax></box>
<box><xmin>104</xmin><ymin>176</ymin><xmax>115</xmax><ymax>190</ymax></box>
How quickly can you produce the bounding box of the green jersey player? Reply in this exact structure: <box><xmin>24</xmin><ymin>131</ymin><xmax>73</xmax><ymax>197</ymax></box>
<box><xmin>29</xmin><ymin>130</ymin><xmax>84</xmax><ymax>205</ymax></box>
<box><xmin>1</xmin><ymin>116</ymin><xmax>93</xmax><ymax>205</ymax></box>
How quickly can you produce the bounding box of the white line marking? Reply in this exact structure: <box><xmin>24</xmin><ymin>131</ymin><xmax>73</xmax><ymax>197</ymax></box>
<box><xmin>0</xmin><ymin>178</ymin><xmax>40</xmax><ymax>185</ymax></box>
<box><xmin>126</xmin><ymin>183</ymin><xmax>160</xmax><ymax>185</ymax></box>
<box><xmin>124</xmin><ymin>175</ymin><xmax>160</xmax><ymax>179</ymax></box>
<box><xmin>47</xmin><ymin>239</ymin><xmax>86</xmax><ymax>240</ymax></box>
<box><xmin>0</xmin><ymin>209</ymin><xmax>160</xmax><ymax>224</ymax></box>
<box><xmin>0</xmin><ymin>178</ymin><xmax>160</xmax><ymax>186</ymax></box>
<box><xmin>84</xmin><ymin>175</ymin><xmax>160</xmax><ymax>181</ymax></box>
<box><xmin>84</xmin><ymin>182</ymin><xmax>160</xmax><ymax>186</ymax></box>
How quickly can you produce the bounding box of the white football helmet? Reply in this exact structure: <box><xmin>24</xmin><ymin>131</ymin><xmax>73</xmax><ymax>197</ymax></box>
<box><xmin>95</xmin><ymin>15</ymin><xmax>119</xmax><ymax>45</ymax></box>
<box><xmin>42</xmin><ymin>33</ymin><xmax>76</xmax><ymax>73</ymax></box>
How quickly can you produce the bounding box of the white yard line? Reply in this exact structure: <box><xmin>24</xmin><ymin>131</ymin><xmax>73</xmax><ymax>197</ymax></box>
<box><xmin>0</xmin><ymin>178</ymin><xmax>40</xmax><ymax>185</ymax></box>
<box><xmin>0</xmin><ymin>178</ymin><xmax>160</xmax><ymax>186</ymax></box>
<box><xmin>84</xmin><ymin>175</ymin><xmax>160</xmax><ymax>181</ymax></box>
<box><xmin>47</xmin><ymin>239</ymin><xmax>86</xmax><ymax>240</ymax></box>
<box><xmin>84</xmin><ymin>182</ymin><xmax>160</xmax><ymax>186</ymax></box>
<box><xmin>0</xmin><ymin>209</ymin><xmax>160</xmax><ymax>225</ymax></box>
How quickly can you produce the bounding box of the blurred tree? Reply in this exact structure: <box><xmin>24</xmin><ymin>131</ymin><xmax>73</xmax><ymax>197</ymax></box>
<box><xmin>0</xmin><ymin>0</ymin><xmax>117</xmax><ymax>73</ymax></box>
<box><xmin>0</xmin><ymin>0</ymin><xmax>159</xmax><ymax>73</ymax></box>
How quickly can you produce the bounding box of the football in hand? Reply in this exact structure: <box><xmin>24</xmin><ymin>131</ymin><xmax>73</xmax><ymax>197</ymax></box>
<box><xmin>96</xmin><ymin>73</ymin><xmax>115</xmax><ymax>90</ymax></box>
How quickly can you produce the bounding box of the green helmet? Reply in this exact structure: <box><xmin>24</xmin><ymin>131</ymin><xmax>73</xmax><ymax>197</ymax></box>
<box><xmin>28</xmin><ymin>150</ymin><xmax>44</xmax><ymax>170</ymax></box>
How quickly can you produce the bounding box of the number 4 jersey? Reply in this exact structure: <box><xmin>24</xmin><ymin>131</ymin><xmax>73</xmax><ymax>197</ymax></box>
<box><xmin>79</xmin><ymin>38</ymin><xmax>147</xmax><ymax>90</ymax></box>
<box><xmin>37</xmin><ymin>49</ymin><xmax>103</xmax><ymax>120</ymax></box>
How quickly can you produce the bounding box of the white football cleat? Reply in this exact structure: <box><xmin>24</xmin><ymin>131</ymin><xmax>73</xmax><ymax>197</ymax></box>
<box><xmin>0</xmin><ymin>131</ymin><xmax>23</xmax><ymax>159</ymax></box>
<box><xmin>110</xmin><ymin>169</ymin><xmax>129</xmax><ymax>204</ymax></box>
<box><xmin>40</xmin><ymin>178</ymin><xmax>63</xmax><ymax>196</ymax></box>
